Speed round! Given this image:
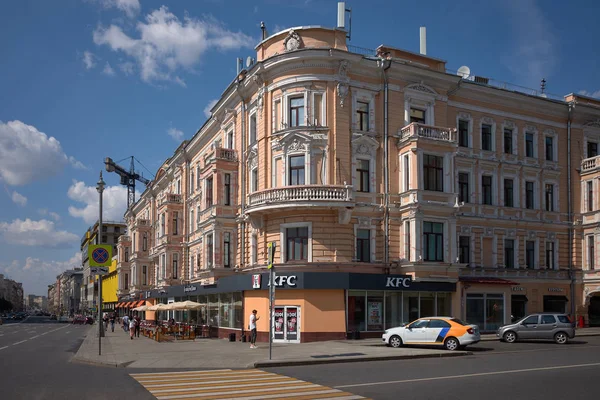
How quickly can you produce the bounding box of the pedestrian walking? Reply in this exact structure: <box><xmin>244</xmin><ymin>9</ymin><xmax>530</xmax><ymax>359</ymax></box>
<box><xmin>129</xmin><ymin>316</ymin><xmax>136</xmax><ymax>340</ymax></box>
<box><xmin>134</xmin><ymin>314</ymin><xmax>141</xmax><ymax>338</ymax></box>
<box><xmin>122</xmin><ymin>314</ymin><xmax>129</xmax><ymax>333</ymax></box>
<box><xmin>249</xmin><ymin>309</ymin><xmax>259</xmax><ymax>349</ymax></box>
<box><xmin>109</xmin><ymin>313</ymin><xmax>115</xmax><ymax>332</ymax></box>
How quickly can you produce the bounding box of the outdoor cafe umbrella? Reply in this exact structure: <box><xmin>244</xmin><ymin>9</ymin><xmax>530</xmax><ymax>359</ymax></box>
<box><xmin>147</xmin><ymin>303</ymin><xmax>169</xmax><ymax>311</ymax></box>
<box><xmin>133</xmin><ymin>305</ymin><xmax>149</xmax><ymax>312</ymax></box>
<box><xmin>164</xmin><ymin>300</ymin><xmax>203</xmax><ymax>310</ymax></box>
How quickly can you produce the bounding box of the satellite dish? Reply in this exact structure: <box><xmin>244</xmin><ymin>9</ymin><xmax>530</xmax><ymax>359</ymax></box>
<box><xmin>457</xmin><ymin>65</ymin><xmax>471</xmax><ymax>79</ymax></box>
<box><xmin>246</xmin><ymin>56</ymin><xmax>254</xmax><ymax>68</ymax></box>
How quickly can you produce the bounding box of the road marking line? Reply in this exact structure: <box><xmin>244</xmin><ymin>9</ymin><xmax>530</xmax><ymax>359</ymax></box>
<box><xmin>30</xmin><ymin>335</ymin><xmax>40</xmax><ymax>339</ymax></box>
<box><xmin>12</xmin><ymin>340</ymin><xmax>27</xmax><ymax>346</ymax></box>
<box><xmin>0</xmin><ymin>346</ymin><xmax>8</xmax><ymax>351</ymax></box>
<box><xmin>65</xmin><ymin>331</ymin><xmax>71</xmax><ymax>334</ymax></box>
<box><xmin>334</xmin><ymin>362</ymin><xmax>600</xmax><ymax>389</ymax></box>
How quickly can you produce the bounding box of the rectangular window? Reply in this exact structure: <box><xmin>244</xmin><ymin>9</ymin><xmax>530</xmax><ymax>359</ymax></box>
<box><xmin>189</xmin><ymin>255</ymin><xmax>194</xmax><ymax>279</ymax></box>
<box><xmin>588</xmin><ymin>141</ymin><xmax>598</xmax><ymax>158</ymax></box>
<box><xmin>102</xmin><ymin>235</ymin><xmax>107</xmax><ymax>243</ymax></box>
<box><xmin>526</xmin><ymin>181</ymin><xmax>535</xmax><ymax>209</ymax></box>
<box><xmin>251</xmin><ymin>168</ymin><xmax>258</xmax><ymax>192</ymax></box>
<box><xmin>403</xmin><ymin>154</ymin><xmax>410</xmax><ymax>191</ymax></box>
<box><xmin>545</xmin><ymin>136</ymin><xmax>554</xmax><ymax>161</ymax></box>
<box><xmin>114</xmin><ymin>227</ymin><xmax>120</xmax><ymax>234</ymax></box>
<box><xmin>161</xmin><ymin>254</ymin><xmax>166</xmax><ymax>279</ymax></box>
<box><xmin>357</xmin><ymin>159</ymin><xmax>370</xmax><ymax>192</ymax></box>
<box><xmin>176</xmin><ymin>179</ymin><xmax>181</xmax><ymax>195</ymax></box>
<box><xmin>504</xmin><ymin>179</ymin><xmax>514</xmax><ymax>207</ymax></box>
<box><xmin>482</xmin><ymin>124</ymin><xmax>492</xmax><ymax>151</ymax></box>
<box><xmin>190</xmin><ymin>210</ymin><xmax>194</xmax><ymax>233</ymax></box>
<box><xmin>356</xmin><ymin>101</ymin><xmax>369</xmax><ymax>131</ymax></box>
<box><xmin>196</xmin><ymin>205</ymin><xmax>200</xmax><ymax>227</ymax></box>
<box><xmin>274</xmin><ymin>99</ymin><xmax>281</xmax><ymax>130</ymax></box>
<box><xmin>172</xmin><ymin>253</ymin><xmax>178</xmax><ymax>279</ymax></box>
<box><xmin>313</xmin><ymin>93</ymin><xmax>323</xmax><ymax>126</ymax></box>
<box><xmin>223</xmin><ymin>232</ymin><xmax>231</xmax><ymax>268</ymax></box>
<box><xmin>206</xmin><ymin>234</ymin><xmax>213</xmax><ymax>268</ymax></box>
<box><xmin>289</xmin><ymin>155</ymin><xmax>305</xmax><ymax>185</ymax></box>
<box><xmin>249</xmin><ymin>114</ymin><xmax>257</xmax><ymax>144</ymax></box>
<box><xmin>251</xmin><ymin>233</ymin><xmax>258</xmax><ymax>265</ymax></box>
<box><xmin>124</xmin><ymin>273</ymin><xmax>128</xmax><ymax>290</ymax></box>
<box><xmin>482</xmin><ymin>175</ymin><xmax>493</xmax><ymax>205</ymax></box>
<box><xmin>172</xmin><ymin>211</ymin><xmax>178</xmax><ymax>235</ymax></box>
<box><xmin>504</xmin><ymin>239</ymin><xmax>515</xmax><ymax>268</ymax></box>
<box><xmin>102</xmin><ymin>226</ymin><xmax>107</xmax><ymax>233</ymax></box>
<box><xmin>588</xmin><ymin>181</ymin><xmax>594</xmax><ymax>212</ymax></box>
<box><xmin>545</xmin><ymin>184</ymin><xmax>554</xmax><ymax>211</ymax></box>
<box><xmin>459</xmin><ymin>236</ymin><xmax>470</xmax><ymax>264</ymax></box>
<box><xmin>206</xmin><ymin>177</ymin><xmax>213</xmax><ymax>206</ymax></box>
<box><xmin>289</xmin><ymin>96</ymin><xmax>304</xmax><ymax>127</ymax></box>
<box><xmin>160</xmin><ymin>213</ymin><xmax>165</xmax><ymax>236</ymax></box>
<box><xmin>196</xmin><ymin>165</ymin><xmax>200</xmax><ymax>189</ymax></box>
<box><xmin>423</xmin><ymin>154</ymin><xmax>443</xmax><ymax>192</ymax></box>
<box><xmin>190</xmin><ymin>171</ymin><xmax>195</xmax><ymax>193</ymax></box>
<box><xmin>356</xmin><ymin>229</ymin><xmax>370</xmax><ymax>262</ymax></box>
<box><xmin>458</xmin><ymin>120</ymin><xmax>469</xmax><ymax>147</ymax></box>
<box><xmin>423</xmin><ymin>222</ymin><xmax>443</xmax><ymax>262</ymax></box>
<box><xmin>589</xmin><ymin>236</ymin><xmax>595</xmax><ymax>270</ymax></box>
<box><xmin>226</xmin><ymin>129</ymin><xmax>234</xmax><ymax>149</ymax></box>
<box><xmin>546</xmin><ymin>242</ymin><xmax>555</xmax><ymax>269</ymax></box>
<box><xmin>132</xmin><ymin>233</ymin><xmax>136</xmax><ymax>252</ymax></box>
<box><xmin>142</xmin><ymin>265</ymin><xmax>147</xmax><ymax>285</ymax></box>
<box><xmin>124</xmin><ymin>248</ymin><xmax>129</xmax><ymax>262</ymax></box>
<box><xmin>526</xmin><ymin>241</ymin><xmax>535</xmax><ymax>269</ymax></box>
<box><xmin>405</xmin><ymin>221</ymin><xmax>411</xmax><ymax>261</ymax></box>
<box><xmin>286</xmin><ymin>226</ymin><xmax>309</xmax><ymax>261</ymax></box>
<box><xmin>410</xmin><ymin>108</ymin><xmax>425</xmax><ymax>124</ymax></box>
<box><xmin>526</xmin><ymin>133</ymin><xmax>534</xmax><ymax>157</ymax></box>
<box><xmin>504</xmin><ymin>128</ymin><xmax>513</xmax><ymax>154</ymax></box>
<box><xmin>458</xmin><ymin>172</ymin><xmax>469</xmax><ymax>203</ymax></box>
<box><xmin>224</xmin><ymin>173</ymin><xmax>231</xmax><ymax>206</ymax></box>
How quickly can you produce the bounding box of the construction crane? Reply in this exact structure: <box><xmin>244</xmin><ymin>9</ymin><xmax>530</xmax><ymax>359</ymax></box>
<box><xmin>104</xmin><ymin>156</ymin><xmax>151</xmax><ymax>209</ymax></box>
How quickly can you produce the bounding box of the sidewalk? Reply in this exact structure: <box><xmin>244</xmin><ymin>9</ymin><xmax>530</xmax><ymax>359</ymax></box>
<box><xmin>72</xmin><ymin>327</ymin><xmax>469</xmax><ymax>369</ymax></box>
<box><xmin>72</xmin><ymin>326</ymin><xmax>600</xmax><ymax>370</ymax></box>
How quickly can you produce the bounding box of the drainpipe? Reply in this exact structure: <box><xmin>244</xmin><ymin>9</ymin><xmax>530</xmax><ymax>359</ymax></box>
<box><xmin>236</xmin><ymin>83</ymin><xmax>247</xmax><ymax>269</ymax></box>
<box><xmin>568</xmin><ymin>102</ymin><xmax>575</xmax><ymax>317</ymax></box>
<box><xmin>381</xmin><ymin>57</ymin><xmax>392</xmax><ymax>266</ymax></box>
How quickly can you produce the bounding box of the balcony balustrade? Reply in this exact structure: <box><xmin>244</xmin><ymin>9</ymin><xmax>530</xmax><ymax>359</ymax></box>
<box><xmin>216</xmin><ymin>147</ymin><xmax>237</xmax><ymax>162</ymax></box>
<box><xmin>247</xmin><ymin>185</ymin><xmax>353</xmax><ymax>212</ymax></box>
<box><xmin>135</xmin><ymin>218</ymin><xmax>151</xmax><ymax>227</ymax></box>
<box><xmin>118</xmin><ymin>235</ymin><xmax>131</xmax><ymax>243</ymax></box>
<box><xmin>398</xmin><ymin>122</ymin><xmax>457</xmax><ymax>143</ymax></box>
<box><xmin>158</xmin><ymin>193</ymin><xmax>182</xmax><ymax>207</ymax></box>
<box><xmin>581</xmin><ymin>155</ymin><xmax>600</xmax><ymax>174</ymax></box>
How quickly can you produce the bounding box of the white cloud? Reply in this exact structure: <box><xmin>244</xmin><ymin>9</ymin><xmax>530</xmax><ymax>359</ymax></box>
<box><xmin>578</xmin><ymin>90</ymin><xmax>600</xmax><ymax>99</ymax></box>
<box><xmin>0</xmin><ymin>218</ymin><xmax>78</xmax><ymax>248</ymax></box>
<box><xmin>504</xmin><ymin>0</ymin><xmax>556</xmax><ymax>85</ymax></box>
<box><xmin>11</xmin><ymin>191</ymin><xmax>27</xmax><ymax>207</ymax></box>
<box><xmin>93</xmin><ymin>6</ymin><xmax>254</xmax><ymax>86</ymax></box>
<box><xmin>67</xmin><ymin>180</ymin><xmax>134</xmax><ymax>224</ymax></box>
<box><xmin>102</xmin><ymin>62</ymin><xmax>116</xmax><ymax>76</ymax></box>
<box><xmin>203</xmin><ymin>99</ymin><xmax>218</xmax><ymax>118</ymax></box>
<box><xmin>99</xmin><ymin>0</ymin><xmax>140</xmax><ymax>18</ymax></box>
<box><xmin>38</xmin><ymin>209</ymin><xmax>61</xmax><ymax>221</ymax></box>
<box><xmin>119</xmin><ymin>61</ymin><xmax>135</xmax><ymax>75</ymax></box>
<box><xmin>167</xmin><ymin>127</ymin><xmax>184</xmax><ymax>141</ymax></box>
<box><xmin>0</xmin><ymin>252</ymin><xmax>80</xmax><ymax>296</ymax></box>
<box><xmin>68</xmin><ymin>156</ymin><xmax>87</xmax><ymax>170</ymax></box>
<box><xmin>0</xmin><ymin>120</ymin><xmax>85</xmax><ymax>186</ymax></box>
<box><xmin>82</xmin><ymin>50</ymin><xmax>97</xmax><ymax>69</ymax></box>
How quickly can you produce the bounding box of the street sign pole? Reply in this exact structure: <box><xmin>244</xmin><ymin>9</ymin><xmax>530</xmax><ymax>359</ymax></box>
<box><xmin>267</xmin><ymin>242</ymin><xmax>276</xmax><ymax>361</ymax></box>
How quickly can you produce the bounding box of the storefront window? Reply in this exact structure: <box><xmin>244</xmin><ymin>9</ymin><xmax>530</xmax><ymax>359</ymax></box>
<box><xmin>420</xmin><ymin>293</ymin><xmax>435</xmax><ymax>317</ymax></box>
<box><xmin>403</xmin><ymin>292</ymin><xmax>419</xmax><ymax>324</ymax></box>
<box><xmin>197</xmin><ymin>295</ymin><xmax>207</xmax><ymax>325</ymax></box>
<box><xmin>385</xmin><ymin>292</ymin><xmax>403</xmax><ymax>329</ymax></box>
<box><xmin>219</xmin><ymin>293</ymin><xmax>233</xmax><ymax>328</ymax></box>
<box><xmin>466</xmin><ymin>293</ymin><xmax>504</xmax><ymax>331</ymax></box>
<box><xmin>208</xmin><ymin>294</ymin><xmax>219</xmax><ymax>326</ymax></box>
<box><xmin>367</xmin><ymin>291</ymin><xmax>384</xmax><ymax>331</ymax></box>
<box><xmin>347</xmin><ymin>290</ymin><xmax>366</xmax><ymax>331</ymax></box>
<box><xmin>436</xmin><ymin>293</ymin><xmax>451</xmax><ymax>316</ymax></box>
<box><xmin>233</xmin><ymin>292</ymin><xmax>243</xmax><ymax>329</ymax></box>
<box><xmin>466</xmin><ymin>294</ymin><xmax>485</xmax><ymax>329</ymax></box>
<box><xmin>543</xmin><ymin>295</ymin><xmax>567</xmax><ymax>313</ymax></box>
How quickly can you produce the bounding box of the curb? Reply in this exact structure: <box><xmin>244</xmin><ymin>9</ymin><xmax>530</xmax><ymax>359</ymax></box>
<box><xmin>254</xmin><ymin>351</ymin><xmax>472</xmax><ymax>368</ymax></box>
<box><xmin>71</xmin><ymin>355</ymin><xmax>131</xmax><ymax>368</ymax></box>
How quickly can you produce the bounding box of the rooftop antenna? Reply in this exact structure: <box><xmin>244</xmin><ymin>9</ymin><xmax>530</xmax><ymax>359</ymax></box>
<box><xmin>457</xmin><ymin>65</ymin><xmax>471</xmax><ymax>79</ymax></box>
<box><xmin>540</xmin><ymin>78</ymin><xmax>547</xmax><ymax>97</ymax></box>
<box><xmin>260</xmin><ymin>21</ymin><xmax>268</xmax><ymax>40</ymax></box>
<box><xmin>420</xmin><ymin>26</ymin><xmax>427</xmax><ymax>55</ymax></box>
<box><xmin>246</xmin><ymin>56</ymin><xmax>255</xmax><ymax>69</ymax></box>
<box><xmin>236</xmin><ymin>57</ymin><xmax>243</xmax><ymax>74</ymax></box>
<box><xmin>337</xmin><ymin>2</ymin><xmax>352</xmax><ymax>41</ymax></box>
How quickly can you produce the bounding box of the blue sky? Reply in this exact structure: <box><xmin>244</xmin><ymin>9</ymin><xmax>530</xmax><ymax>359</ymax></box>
<box><xmin>1</xmin><ymin>0</ymin><xmax>599</xmax><ymax>296</ymax></box>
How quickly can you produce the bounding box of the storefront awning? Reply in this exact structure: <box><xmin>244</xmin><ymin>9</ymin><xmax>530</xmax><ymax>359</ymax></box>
<box><xmin>133</xmin><ymin>300</ymin><xmax>145</xmax><ymax>308</ymax></box>
<box><xmin>123</xmin><ymin>302</ymin><xmax>132</xmax><ymax>308</ymax></box>
<box><xmin>512</xmin><ymin>294</ymin><xmax>528</xmax><ymax>302</ymax></box>
<box><xmin>545</xmin><ymin>295</ymin><xmax>569</xmax><ymax>302</ymax></box>
<box><xmin>115</xmin><ymin>303</ymin><xmax>122</xmax><ymax>308</ymax></box>
<box><xmin>460</xmin><ymin>277</ymin><xmax>519</xmax><ymax>285</ymax></box>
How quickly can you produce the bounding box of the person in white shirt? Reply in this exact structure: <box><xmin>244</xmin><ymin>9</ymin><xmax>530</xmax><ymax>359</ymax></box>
<box><xmin>129</xmin><ymin>317</ymin><xmax>136</xmax><ymax>340</ymax></box>
<box><xmin>249</xmin><ymin>309</ymin><xmax>260</xmax><ymax>348</ymax></box>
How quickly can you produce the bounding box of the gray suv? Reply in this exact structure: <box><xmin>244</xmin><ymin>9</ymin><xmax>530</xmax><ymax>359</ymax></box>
<box><xmin>497</xmin><ymin>313</ymin><xmax>575</xmax><ymax>344</ymax></box>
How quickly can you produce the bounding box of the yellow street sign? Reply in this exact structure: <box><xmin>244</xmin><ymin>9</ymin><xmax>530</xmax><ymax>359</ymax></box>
<box><xmin>89</xmin><ymin>244</ymin><xmax>112</xmax><ymax>267</ymax></box>
<box><xmin>267</xmin><ymin>242</ymin><xmax>276</xmax><ymax>269</ymax></box>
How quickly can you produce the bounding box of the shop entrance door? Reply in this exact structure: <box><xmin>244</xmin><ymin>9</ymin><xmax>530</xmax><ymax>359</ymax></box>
<box><xmin>272</xmin><ymin>306</ymin><xmax>301</xmax><ymax>343</ymax></box>
<box><xmin>589</xmin><ymin>297</ymin><xmax>600</xmax><ymax>327</ymax></box>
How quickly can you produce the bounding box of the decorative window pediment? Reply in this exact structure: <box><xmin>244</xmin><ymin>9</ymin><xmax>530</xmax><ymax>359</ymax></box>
<box><xmin>274</xmin><ymin>131</ymin><xmax>312</xmax><ymax>153</ymax></box>
<box><xmin>352</xmin><ymin>134</ymin><xmax>379</xmax><ymax>157</ymax></box>
<box><xmin>405</xmin><ymin>82</ymin><xmax>438</xmax><ymax>95</ymax></box>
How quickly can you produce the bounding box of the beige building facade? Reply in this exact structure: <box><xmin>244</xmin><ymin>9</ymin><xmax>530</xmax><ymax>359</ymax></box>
<box><xmin>115</xmin><ymin>22</ymin><xmax>600</xmax><ymax>338</ymax></box>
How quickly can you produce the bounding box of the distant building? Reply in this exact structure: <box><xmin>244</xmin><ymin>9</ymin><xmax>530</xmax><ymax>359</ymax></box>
<box><xmin>26</xmin><ymin>295</ymin><xmax>48</xmax><ymax>311</ymax></box>
<box><xmin>0</xmin><ymin>274</ymin><xmax>24</xmax><ymax>312</ymax></box>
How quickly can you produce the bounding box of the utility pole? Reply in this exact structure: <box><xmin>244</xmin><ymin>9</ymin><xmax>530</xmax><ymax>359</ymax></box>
<box><xmin>96</xmin><ymin>171</ymin><xmax>106</xmax><ymax>355</ymax></box>
<box><xmin>267</xmin><ymin>242</ymin><xmax>276</xmax><ymax>360</ymax></box>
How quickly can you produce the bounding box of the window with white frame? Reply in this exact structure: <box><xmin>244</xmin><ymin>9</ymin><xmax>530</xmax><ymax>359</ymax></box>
<box><xmin>587</xmin><ymin>140</ymin><xmax>598</xmax><ymax>158</ymax></box>
<box><xmin>356</xmin><ymin>159</ymin><xmax>370</xmax><ymax>192</ymax></box>
<box><xmin>458</xmin><ymin>120</ymin><xmax>469</xmax><ymax>147</ymax></box>
<box><xmin>403</xmin><ymin>84</ymin><xmax>436</xmax><ymax>126</ymax></box>
<box><xmin>545</xmin><ymin>241</ymin><xmax>556</xmax><ymax>269</ymax></box>
<box><xmin>206</xmin><ymin>233</ymin><xmax>214</xmax><ymax>268</ymax></box>
<box><xmin>312</xmin><ymin>92</ymin><xmax>325</xmax><ymax>126</ymax></box>
<box><xmin>172</xmin><ymin>253</ymin><xmax>178</xmax><ymax>279</ymax></box>
<box><xmin>503</xmin><ymin>128</ymin><xmax>514</xmax><ymax>154</ymax></box>
<box><xmin>503</xmin><ymin>178</ymin><xmax>514</xmax><ymax>207</ymax></box>
<box><xmin>142</xmin><ymin>265</ymin><xmax>147</xmax><ymax>285</ymax></box>
<box><xmin>459</xmin><ymin>236</ymin><xmax>470</xmax><ymax>264</ymax></box>
<box><xmin>206</xmin><ymin>177</ymin><xmax>213</xmax><ymax>206</ymax></box>
<box><xmin>172</xmin><ymin>211</ymin><xmax>178</xmax><ymax>235</ymax></box>
<box><xmin>196</xmin><ymin>165</ymin><xmax>200</xmax><ymax>189</ymax></box>
<box><xmin>458</xmin><ymin>172</ymin><xmax>470</xmax><ymax>203</ymax></box>
<box><xmin>189</xmin><ymin>209</ymin><xmax>194</xmax><ymax>233</ymax></box>
<box><xmin>288</xmin><ymin>155</ymin><xmax>305</xmax><ymax>185</ymax></box>
<box><xmin>161</xmin><ymin>254</ymin><xmax>166</xmax><ymax>279</ymax></box>
<box><xmin>404</xmin><ymin>220</ymin><xmax>411</xmax><ymax>261</ymax></box>
<box><xmin>124</xmin><ymin>247</ymin><xmax>129</xmax><ymax>262</ymax></box>
<box><xmin>525</xmin><ymin>131</ymin><xmax>537</xmax><ymax>158</ymax></box>
<box><xmin>586</xmin><ymin>180</ymin><xmax>594</xmax><ymax>212</ymax></box>
<box><xmin>401</xmin><ymin>153</ymin><xmax>410</xmax><ymax>192</ymax></box>
<box><xmin>160</xmin><ymin>213</ymin><xmax>165</xmax><ymax>236</ymax></box>
<box><xmin>224</xmin><ymin>173</ymin><xmax>231</xmax><ymax>206</ymax></box>
<box><xmin>251</xmin><ymin>167</ymin><xmax>258</xmax><ymax>192</ymax></box>
<box><xmin>356</xmin><ymin>101</ymin><xmax>369</xmax><ymax>131</ymax></box>
<box><xmin>196</xmin><ymin>205</ymin><xmax>200</xmax><ymax>227</ymax></box>
<box><xmin>481</xmin><ymin>124</ymin><xmax>493</xmax><ymax>151</ymax></box>
<box><xmin>124</xmin><ymin>273</ymin><xmax>129</xmax><ymax>289</ymax></box>
<box><xmin>190</xmin><ymin>170</ymin><xmax>194</xmax><ymax>193</ymax></box>
<box><xmin>482</xmin><ymin>175</ymin><xmax>493</xmax><ymax>205</ymax></box>
<box><xmin>588</xmin><ymin>235</ymin><xmax>595</xmax><ymax>270</ymax></box>
<box><xmin>423</xmin><ymin>154</ymin><xmax>443</xmax><ymax>192</ymax></box>
<box><xmin>504</xmin><ymin>239</ymin><xmax>515</xmax><ymax>268</ymax></box>
<box><xmin>525</xmin><ymin>181</ymin><xmax>535</xmax><ymax>209</ymax></box>
<box><xmin>353</xmin><ymin>91</ymin><xmax>375</xmax><ymax>132</ymax></box>
<box><xmin>280</xmin><ymin>222</ymin><xmax>312</xmax><ymax>262</ymax></box>
<box><xmin>544</xmin><ymin>130</ymin><xmax>558</xmax><ymax>162</ymax></box>
<box><xmin>143</xmin><ymin>233</ymin><xmax>148</xmax><ymax>251</ymax></box>
<box><xmin>249</xmin><ymin>113</ymin><xmax>257</xmax><ymax>145</ymax></box>
<box><xmin>545</xmin><ymin>183</ymin><xmax>556</xmax><ymax>212</ymax></box>
<box><xmin>423</xmin><ymin>221</ymin><xmax>444</xmax><ymax>262</ymax></box>
<box><xmin>223</xmin><ymin>232</ymin><xmax>231</xmax><ymax>268</ymax></box>
<box><xmin>289</xmin><ymin>96</ymin><xmax>305</xmax><ymax>127</ymax></box>
<box><xmin>226</xmin><ymin>125</ymin><xmax>234</xmax><ymax>149</ymax></box>
<box><xmin>526</xmin><ymin>240</ymin><xmax>536</xmax><ymax>269</ymax></box>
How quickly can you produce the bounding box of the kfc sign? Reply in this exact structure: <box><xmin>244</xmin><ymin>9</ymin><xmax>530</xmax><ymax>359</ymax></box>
<box><xmin>252</xmin><ymin>274</ymin><xmax>261</xmax><ymax>289</ymax></box>
<box><xmin>269</xmin><ymin>275</ymin><xmax>297</xmax><ymax>288</ymax></box>
<box><xmin>385</xmin><ymin>276</ymin><xmax>411</xmax><ymax>288</ymax></box>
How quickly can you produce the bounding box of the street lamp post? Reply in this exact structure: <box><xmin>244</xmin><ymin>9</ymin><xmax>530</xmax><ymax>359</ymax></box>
<box><xmin>96</xmin><ymin>171</ymin><xmax>105</xmax><ymax>355</ymax></box>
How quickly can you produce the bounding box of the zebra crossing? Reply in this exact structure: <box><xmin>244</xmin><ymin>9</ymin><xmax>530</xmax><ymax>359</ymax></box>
<box><xmin>130</xmin><ymin>368</ymin><xmax>369</xmax><ymax>400</ymax></box>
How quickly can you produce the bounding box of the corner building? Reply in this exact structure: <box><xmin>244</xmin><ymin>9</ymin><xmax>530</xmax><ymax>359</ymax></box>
<box><xmin>116</xmin><ymin>23</ymin><xmax>600</xmax><ymax>339</ymax></box>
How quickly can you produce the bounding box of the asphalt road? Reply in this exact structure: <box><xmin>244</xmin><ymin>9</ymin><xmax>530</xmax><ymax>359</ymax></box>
<box><xmin>269</xmin><ymin>337</ymin><xmax>600</xmax><ymax>400</ymax></box>
<box><xmin>0</xmin><ymin>316</ymin><xmax>153</xmax><ymax>400</ymax></box>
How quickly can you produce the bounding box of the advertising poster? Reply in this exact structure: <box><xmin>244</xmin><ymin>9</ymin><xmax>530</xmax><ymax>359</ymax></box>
<box><xmin>367</xmin><ymin>301</ymin><xmax>383</xmax><ymax>330</ymax></box>
<box><xmin>273</xmin><ymin>307</ymin><xmax>285</xmax><ymax>340</ymax></box>
<box><xmin>286</xmin><ymin>307</ymin><xmax>298</xmax><ymax>341</ymax></box>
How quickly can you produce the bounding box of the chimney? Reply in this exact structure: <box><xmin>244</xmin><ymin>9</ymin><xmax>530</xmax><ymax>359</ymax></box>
<box><xmin>337</xmin><ymin>2</ymin><xmax>345</xmax><ymax>29</ymax></box>
<box><xmin>420</xmin><ymin>26</ymin><xmax>427</xmax><ymax>55</ymax></box>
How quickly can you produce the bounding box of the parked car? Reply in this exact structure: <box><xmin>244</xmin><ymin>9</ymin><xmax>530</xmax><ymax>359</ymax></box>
<box><xmin>382</xmin><ymin>316</ymin><xmax>481</xmax><ymax>351</ymax></box>
<box><xmin>497</xmin><ymin>313</ymin><xmax>575</xmax><ymax>344</ymax></box>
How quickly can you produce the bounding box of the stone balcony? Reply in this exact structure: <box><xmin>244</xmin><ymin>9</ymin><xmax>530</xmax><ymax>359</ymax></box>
<box><xmin>246</xmin><ymin>184</ymin><xmax>354</xmax><ymax>226</ymax></box>
<box><xmin>581</xmin><ymin>155</ymin><xmax>600</xmax><ymax>175</ymax></box>
<box><xmin>397</xmin><ymin>122</ymin><xmax>457</xmax><ymax>145</ymax></box>
<box><xmin>158</xmin><ymin>193</ymin><xmax>183</xmax><ymax>207</ymax></box>
<box><xmin>117</xmin><ymin>235</ymin><xmax>131</xmax><ymax>243</ymax></box>
<box><xmin>134</xmin><ymin>218</ymin><xmax>151</xmax><ymax>228</ymax></box>
<box><xmin>215</xmin><ymin>147</ymin><xmax>237</xmax><ymax>162</ymax></box>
